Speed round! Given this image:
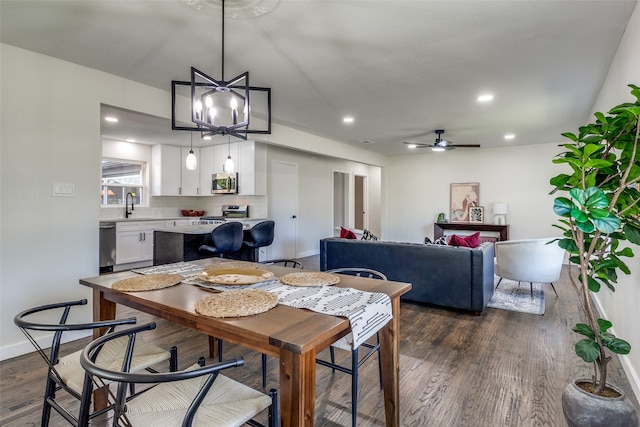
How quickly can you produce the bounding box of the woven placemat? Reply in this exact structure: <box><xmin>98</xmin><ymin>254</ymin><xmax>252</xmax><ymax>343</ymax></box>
<box><xmin>195</xmin><ymin>290</ymin><xmax>279</xmax><ymax>318</ymax></box>
<box><xmin>112</xmin><ymin>273</ymin><xmax>182</xmax><ymax>292</ymax></box>
<box><xmin>279</xmin><ymin>271</ymin><xmax>340</xmax><ymax>287</ymax></box>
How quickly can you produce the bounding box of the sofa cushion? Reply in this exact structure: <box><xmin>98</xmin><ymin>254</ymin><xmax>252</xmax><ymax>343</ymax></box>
<box><xmin>448</xmin><ymin>231</ymin><xmax>481</xmax><ymax>248</ymax></box>
<box><xmin>340</xmin><ymin>227</ymin><xmax>357</xmax><ymax>239</ymax></box>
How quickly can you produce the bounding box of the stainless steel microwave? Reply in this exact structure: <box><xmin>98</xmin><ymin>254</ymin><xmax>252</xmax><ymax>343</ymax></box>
<box><xmin>211</xmin><ymin>173</ymin><xmax>238</xmax><ymax>194</ymax></box>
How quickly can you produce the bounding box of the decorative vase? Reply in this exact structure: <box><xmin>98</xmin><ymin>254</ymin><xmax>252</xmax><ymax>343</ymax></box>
<box><xmin>562</xmin><ymin>379</ymin><xmax>639</xmax><ymax>427</ymax></box>
<box><xmin>437</xmin><ymin>213</ymin><xmax>447</xmax><ymax>223</ymax></box>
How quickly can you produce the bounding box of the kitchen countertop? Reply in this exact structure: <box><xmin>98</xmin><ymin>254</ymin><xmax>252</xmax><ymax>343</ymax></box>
<box><xmin>154</xmin><ymin>219</ymin><xmax>270</xmax><ymax>234</ymax></box>
<box><xmin>100</xmin><ymin>217</ymin><xmax>269</xmax><ymax>223</ymax></box>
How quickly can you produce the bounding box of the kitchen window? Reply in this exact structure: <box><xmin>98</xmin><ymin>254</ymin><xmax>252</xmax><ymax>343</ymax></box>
<box><xmin>101</xmin><ymin>160</ymin><xmax>145</xmax><ymax>206</ymax></box>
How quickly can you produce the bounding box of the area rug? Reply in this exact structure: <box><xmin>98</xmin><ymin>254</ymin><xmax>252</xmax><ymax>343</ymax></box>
<box><xmin>487</xmin><ymin>277</ymin><xmax>545</xmax><ymax>315</ymax></box>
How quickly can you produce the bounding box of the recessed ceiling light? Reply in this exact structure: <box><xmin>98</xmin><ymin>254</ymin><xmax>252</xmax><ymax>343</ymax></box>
<box><xmin>126</xmin><ymin>138</ymin><xmax>136</xmax><ymax>143</ymax></box>
<box><xmin>343</xmin><ymin>116</ymin><xmax>354</xmax><ymax>124</ymax></box>
<box><xmin>504</xmin><ymin>134</ymin><xmax>515</xmax><ymax>140</ymax></box>
<box><xmin>477</xmin><ymin>94</ymin><xmax>494</xmax><ymax>102</ymax></box>
<box><xmin>104</xmin><ymin>116</ymin><xmax>119</xmax><ymax>122</ymax></box>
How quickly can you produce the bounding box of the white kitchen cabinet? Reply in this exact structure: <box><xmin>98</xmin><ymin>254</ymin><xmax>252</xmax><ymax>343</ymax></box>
<box><xmin>151</xmin><ymin>145</ymin><xmax>180</xmax><ymax>196</ymax></box>
<box><xmin>164</xmin><ymin>219</ymin><xmax>199</xmax><ymax>227</ymax></box>
<box><xmin>212</xmin><ymin>141</ymin><xmax>266</xmax><ymax>195</ymax></box>
<box><xmin>199</xmin><ymin>146</ymin><xmax>215</xmax><ymax>195</ymax></box>
<box><xmin>116</xmin><ymin>221</ymin><xmax>164</xmax><ymax>264</ymax></box>
<box><xmin>180</xmin><ymin>147</ymin><xmax>201</xmax><ymax>195</ymax></box>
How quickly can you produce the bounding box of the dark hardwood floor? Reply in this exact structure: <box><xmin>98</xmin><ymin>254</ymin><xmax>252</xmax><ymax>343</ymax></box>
<box><xmin>1</xmin><ymin>258</ymin><xmax>638</xmax><ymax>426</ymax></box>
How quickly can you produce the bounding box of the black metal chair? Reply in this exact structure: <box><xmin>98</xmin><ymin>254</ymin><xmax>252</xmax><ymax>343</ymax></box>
<box><xmin>317</xmin><ymin>268</ymin><xmax>387</xmax><ymax>426</ymax></box>
<box><xmin>242</xmin><ymin>220</ymin><xmax>275</xmax><ymax>261</ymax></box>
<box><xmin>13</xmin><ymin>299</ymin><xmax>177</xmax><ymax>427</ymax></box>
<box><xmin>199</xmin><ymin>221</ymin><xmax>244</xmax><ymax>258</ymax></box>
<box><xmin>260</xmin><ymin>258</ymin><xmax>304</xmax><ymax>269</ymax></box>
<box><xmin>79</xmin><ymin>322</ymin><xmax>278</xmax><ymax>427</ymax></box>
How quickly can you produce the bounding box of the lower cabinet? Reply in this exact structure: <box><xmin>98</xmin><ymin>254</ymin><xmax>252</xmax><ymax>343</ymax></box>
<box><xmin>116</xmin><ymin>221</ymin><xmax>164</xmax><ymax>265</ymax></box>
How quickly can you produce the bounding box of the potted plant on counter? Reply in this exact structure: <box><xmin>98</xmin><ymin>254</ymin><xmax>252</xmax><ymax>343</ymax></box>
<box><xmin>550</xmin><ymin>84</ymin><xmax>640</xmax><ymax>427</ymax></box>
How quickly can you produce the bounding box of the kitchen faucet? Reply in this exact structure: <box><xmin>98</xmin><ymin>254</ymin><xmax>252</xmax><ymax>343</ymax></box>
<box><xmin>125</xmin><ymin>192</ymin><xmax>135</xmax><ymax>218</ymax></box>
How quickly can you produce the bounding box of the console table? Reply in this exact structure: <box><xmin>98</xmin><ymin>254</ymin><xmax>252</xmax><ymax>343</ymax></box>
<box><xmin>434</xmin><ymin>223</ymin><xmax>509</xmax><ymax>241</ymax></box>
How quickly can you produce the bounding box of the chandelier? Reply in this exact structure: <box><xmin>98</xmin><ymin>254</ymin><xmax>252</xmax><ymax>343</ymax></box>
<box><xmin>172</xmin><ymin>0</ymin><xmax>272</xmax><ymax>140</ymax></box>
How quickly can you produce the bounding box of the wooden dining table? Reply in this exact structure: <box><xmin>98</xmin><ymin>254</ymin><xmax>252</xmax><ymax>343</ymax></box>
<box><xmin>79</xmin><ymin>259</ymin><xmax>411</xmax><ymax>426</ymax></box>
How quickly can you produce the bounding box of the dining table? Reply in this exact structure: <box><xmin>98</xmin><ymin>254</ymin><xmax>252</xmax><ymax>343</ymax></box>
<box><xmin>79</xmin><ymin>258</ymin><xmax>411</xmax><ymax>426</ymax></box>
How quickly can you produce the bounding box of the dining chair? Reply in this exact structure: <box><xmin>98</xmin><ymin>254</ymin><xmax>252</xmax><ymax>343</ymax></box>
<box><xmin>260</xmin><ymin>258</ymin><xmax>304</xmax><ymax>269</ymax></box>
<box><xmin>79</xmin><ymin>322</ymin><xmax>278</xmax><ymax>427</ymax></box>
<box><xmin>317</xmin><ymin>267</ymin><xmax>387</xmax><ymax>426</ymax></box>
<box><xmin>13</xmin><ymin>299</ymin><xmax>177</xmax><ymax>427</ymax></box>
<box><xmin>494</xmin><ymin>238</ymin><xmax>565</xmax><ymax>297</ymax></box>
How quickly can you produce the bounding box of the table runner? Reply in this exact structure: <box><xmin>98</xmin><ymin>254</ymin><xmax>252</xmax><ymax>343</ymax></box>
<box><xmin>132</xmin><ymin>262</ymin><xmax>392</xmax><ymax>348</ymax></box>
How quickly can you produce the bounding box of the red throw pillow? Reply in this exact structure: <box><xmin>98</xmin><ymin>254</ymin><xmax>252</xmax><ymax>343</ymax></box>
<box><xmin>340</xmin><ymin>227</ymin><xmax>357</xmax><ymax>239</ymax></box>
<box><xmin>448</xmin><ymin>231</ymin><xmax>481</xmax><ymax>248</ymax></box>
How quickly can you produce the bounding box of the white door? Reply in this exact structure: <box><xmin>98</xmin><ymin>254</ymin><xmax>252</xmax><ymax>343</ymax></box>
<box><xmin>269</xmin><ymin>160</ymin><xmax>298</xmax><ymax>259</ymax></box>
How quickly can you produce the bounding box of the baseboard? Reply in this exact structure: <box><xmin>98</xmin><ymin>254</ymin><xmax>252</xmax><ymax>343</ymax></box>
<box><xmin>591</xmin><ymin>294</ymin><xmax>640</xmax><ymax>403</ymax></box>
<box><xmin>0</xmin><ymin>330</ymin><xmax>92</xmax><ymax>362</ymax></box>
<box><xmin>297</xmin><ymin>249</ymin><xmax>319</xmax><ymax>259</ymax></box>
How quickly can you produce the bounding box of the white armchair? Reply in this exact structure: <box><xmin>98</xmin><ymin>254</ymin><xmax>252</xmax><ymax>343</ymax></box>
<box><xmin>494</xmin><ymin>238</ymin><xmax>565</xmax><ymax>297</ymax></box>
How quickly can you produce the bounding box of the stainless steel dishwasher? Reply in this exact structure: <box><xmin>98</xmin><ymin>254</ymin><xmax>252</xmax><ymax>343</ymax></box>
<box><xmin>99</xmin><ymin>222</ymin><xmax>116</xmax><ymax>273</ymax></box>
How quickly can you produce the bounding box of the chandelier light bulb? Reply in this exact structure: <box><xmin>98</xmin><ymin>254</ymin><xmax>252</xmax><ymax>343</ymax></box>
<box><xmin>223</xmin><ymin>155</ymin><xmax>235</xmax><ymax>173</ymax></box>
<box><xmin>205</xmin><ymin>95</ymin><xmax>213</xmax><ymax>108</ymax></box>
<box><xmin>230</xmin><ymin>96</ymin><xmax>238</xmax><ymax>110</ymax></box>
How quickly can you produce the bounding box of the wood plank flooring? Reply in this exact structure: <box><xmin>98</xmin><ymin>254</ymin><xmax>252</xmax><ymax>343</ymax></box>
<box><xmin>1</xmin><ymin>258</ymin><xmax>638</xmax><ymax>426</ymax></box>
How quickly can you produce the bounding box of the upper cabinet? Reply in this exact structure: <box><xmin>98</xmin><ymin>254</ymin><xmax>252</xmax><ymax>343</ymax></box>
<box><xmin>151</xmin><ymin>145</ymin><xmax>180</xmax><ymax>196</ymax></box>
<box><xmin>151</xmin><ymin>141</ymin><xmax>266</xmax><ymax>196</ymax></box>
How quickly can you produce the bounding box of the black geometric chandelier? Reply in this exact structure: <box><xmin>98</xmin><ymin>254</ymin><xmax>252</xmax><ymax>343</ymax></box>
<box><xmin>172</xmin><ymin>0</ymin><xmax>271</xmax><ymax>140</ymax></box>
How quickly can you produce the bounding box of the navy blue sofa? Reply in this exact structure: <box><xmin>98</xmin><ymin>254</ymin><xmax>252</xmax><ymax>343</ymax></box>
<box><xmin>319</xmin><ymin>237</ymin><xmax>495</xmax><ymax>314</ymax></box>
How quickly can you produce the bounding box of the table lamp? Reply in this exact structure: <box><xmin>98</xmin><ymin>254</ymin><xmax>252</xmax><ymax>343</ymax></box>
<box><xmin>493</xmin><ymin>203</ymin><xmax>508</xmax><ymax>225</ymax></box>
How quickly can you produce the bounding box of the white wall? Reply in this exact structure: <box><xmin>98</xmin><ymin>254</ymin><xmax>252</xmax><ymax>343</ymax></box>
<box><xmin>588</xmin><ymin>2</ymin><xmax>640</xmax><ymax>401</ymax></box>
<box><xmin>386</xmin><ymin>142</ymin><xmax>563</xmax><ymax>243</ymax></box>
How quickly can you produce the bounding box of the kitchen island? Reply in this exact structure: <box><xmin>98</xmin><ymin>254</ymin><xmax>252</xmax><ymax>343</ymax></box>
<box><xmin>153</xmin><ymin>221</ymin><xmax>269</xmax><ymax>265</ymax></box>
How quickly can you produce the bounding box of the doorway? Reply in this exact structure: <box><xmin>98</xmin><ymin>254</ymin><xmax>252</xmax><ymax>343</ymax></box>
<box><xmin>333</xmin><ymin>171</ymin><xmax>349</xmax><ymax>234</ymax></box>
<box><xmin>269</xmin><ymin>160</ymin><xmax>299</xmax><ymax>259</ymax></box>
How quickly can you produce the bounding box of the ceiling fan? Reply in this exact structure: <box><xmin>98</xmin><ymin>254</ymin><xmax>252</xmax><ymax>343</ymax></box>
<box><xmin>403</xmin><ymin>129</ymin><xmax>481</xmax><ymax>151</ymax></box>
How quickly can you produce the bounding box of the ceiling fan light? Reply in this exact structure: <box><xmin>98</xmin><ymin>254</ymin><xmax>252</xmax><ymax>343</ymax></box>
<box><xmin>432</xmin><ymin>146</ymin><xmax>445</xmax><ymax>152</ymax></box>
<box><xmin>407</xmin><ymin>144</ymin><xmax>417</xmax><ymax>149</ymax></box>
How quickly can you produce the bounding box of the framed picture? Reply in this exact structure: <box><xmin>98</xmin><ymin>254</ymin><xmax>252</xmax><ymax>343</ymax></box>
<box><xmin>450</xmin><ymin>182</ymin><xmax>480</xmax><ymax>223</ymax></box>
<box><xmin>469</xmin><ymin>206</ymin><xmax>484</xmax><ymax>223</ymax></box>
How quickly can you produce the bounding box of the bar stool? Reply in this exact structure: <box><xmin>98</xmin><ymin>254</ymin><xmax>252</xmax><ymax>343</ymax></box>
<box><xmin>199</xmin><ymin>221</ymin><xmax>244</xmax><ymax>258</ymax></box>
<box><xmin>242</xmin><ymin>220</ymin><xmax>275</xmax><ymax>261</ymax></box>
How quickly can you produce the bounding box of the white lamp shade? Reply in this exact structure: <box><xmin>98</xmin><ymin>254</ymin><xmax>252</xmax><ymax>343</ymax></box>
<box><xmin>185</xmin><ymin>150</ymin><xmax>197</xmax><ymax>170</ymax></box>
<box><xmin>223</xmin><ymin>156</ymin><xmax>235</xmax><ymax>173</ymax></box>
<box><xmin>493</xmin><ymin>203</ymin><xmax>508</xmax><ymax>215</ymax></box>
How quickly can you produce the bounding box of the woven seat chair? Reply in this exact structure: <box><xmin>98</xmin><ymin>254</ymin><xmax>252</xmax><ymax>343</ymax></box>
<box><xmin>13</xmin><ymin>299</ymin><xmax>177</xmax><ymax>426</ymax></box>
<box><xmin>79</xmin><ymin>322</ymin><xmax>278</xmax><ymax>427</ymax></box>
<box><xmin>259</xmin><ymin>258</ymin><xmax>304</xmax><ymax>269</ymax></box>
<box><xmin>318</xmin><ymin>268</ymin><xmax>388</xmax><ymax>426</ymax></box>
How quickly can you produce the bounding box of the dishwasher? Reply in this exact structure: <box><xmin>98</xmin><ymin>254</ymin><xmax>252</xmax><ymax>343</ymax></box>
<box><xmin>99</xmin><ymin>222</ymin><xmax>116</xmax><ymax>273</ymax></box>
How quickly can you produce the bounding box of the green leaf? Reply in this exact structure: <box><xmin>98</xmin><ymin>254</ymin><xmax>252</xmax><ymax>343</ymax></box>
<box><xmin>553</xmin><ymin>198</ymin><xmax>573</xmax><ymax>216</ymax></box>
<box><xmin>570</xmin><ymin>188</ymin><xmax>586</xmax><ymax>206</ymax></box>
<box><xmin>550</xmin><ymin>174</ymin><xmax>571</xmax><ymax>187</ymax></box>
<box><xmin>603</xmin><ymin>337</ymin><xmax>631</xmax><ymax>355</ymax></box>
<box><xmin>623</xmin><ymin>224</ymin><xmax>640</xmax><ymax>245</ymax></box>
<box><xmin>587</xmin><ymin>276</ymin><xmax>601</xmax><ymax>292</ymax></box>
<box><xmin>584</xmin><ymin>159</ymin><xmax>613</xmax><ymax>168</ymax></box>
<box><xmin>585</xmin><ymin>188</ymin><xmax>609</xmax><ymax>208</ymax></box>
<box><xmin>593</xmin><ymin>215</ymin><xmax>621</xmax><ymax>233</ymax></box>
<box><xmin>577</xmin><ymin>220</ymin><xmax>595</xmax><ymax>233</ymax></box>
<box><xmin>575</xmin><ymin>339</ymin><xmax>600</xmax><ymax>363</ymax></box>
<box><xmin>561</xmin><ymin>132</ymin><xmax>579</xmax><ymax>142</ymax></box>
<box><xmin>574</xmin><ymin>323</ymin><xmax>595</xmax><ymax>339</ymax></box>
<box><xmin>617</xmin><ymin>246</ymin><xmax>635</xmax><ymax>257</ymax></box>
<box><xmin>597</xmin><ymin>318</ymin><xmax>612</xmax><ymax>332</ymax></box>
<box><xmin>587</xmin><ymin>208</ymin><xmax>609</xmax><ymax>219</ymax></box>
<box><xmin>571</xmin><ymin>208</ymin><xmax>589</xmax><ymax>223</ymax></box>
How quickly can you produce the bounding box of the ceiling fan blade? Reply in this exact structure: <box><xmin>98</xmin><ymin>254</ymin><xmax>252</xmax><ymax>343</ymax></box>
<box><xmin>402</xmin><ymin>141</ymin><xmax>433</xmax><ymax>148</ymax></box>
<box><xmin>450</xmin><ymin>144</ymin><xmax>481</xmax><ymax>148</ymax></box>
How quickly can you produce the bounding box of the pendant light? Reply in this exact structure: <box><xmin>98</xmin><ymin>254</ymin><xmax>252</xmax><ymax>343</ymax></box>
<box><xmin>223</xmin><ymin>136</ymin><xmax>235</xmax><ymax>173</ymax></box>
<box><xmin>185</xmin><ymin>133</ymin><xmax>198</xmax><ymax>170</ymax></box>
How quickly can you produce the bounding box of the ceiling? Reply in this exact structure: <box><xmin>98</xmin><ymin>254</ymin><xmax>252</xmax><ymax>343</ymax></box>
<box><xmin>1</xmin><ymin>0</ymin><xmax>636</xmax><ymax>155</ymax></box>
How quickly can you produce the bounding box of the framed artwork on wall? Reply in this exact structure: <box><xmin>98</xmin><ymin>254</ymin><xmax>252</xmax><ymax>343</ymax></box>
<box><xmin>450</xmin><ymin>182</ymin><xmax>479</xmax><ymax>223</ymax></box>
<box><xmin>469</xmin><ymin>206</ymin><xmax>484</xmax><ymax>223</ymax></box>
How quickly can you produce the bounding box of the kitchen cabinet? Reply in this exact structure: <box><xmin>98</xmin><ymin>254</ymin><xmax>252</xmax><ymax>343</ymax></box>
<box><xmin>116</xmin><ymin>221</ymin><xmax>164</xmax><ymax>264</ymax></box>
<box><xmin>151</xmin><ymin>145</ymin><xmax>180</xmax><ymax>196</ymax></box>
<box><xmin>213</xmin><ymin>141</ymin><xmax>266</xmax><ymax>195</ymax></box>
<box><xmin>164</xmin><ymin>219</ymin><xmax>200</xmax><ymax>227</ymax></box>
<box><xmin>199</xmin><ymin>146</ymin><xmax>215</xmax><ymax>195</ymax></box>
<box><xmin>180</xmin><ymin>147</ymin><xmax>201</xmax><ymax>195</ymax></box>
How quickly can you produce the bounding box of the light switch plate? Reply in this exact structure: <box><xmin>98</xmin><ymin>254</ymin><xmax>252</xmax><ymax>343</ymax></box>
<box><xmin>52</xmin><ymin>182</ymin><xmax>75</xmax><ymax>197</ymax></box>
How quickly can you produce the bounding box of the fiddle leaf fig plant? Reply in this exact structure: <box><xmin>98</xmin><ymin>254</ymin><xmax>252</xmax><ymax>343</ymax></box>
<box><xmin>550</xmin><ymin>84</ymin><xmax>640</xmax><ymax>395</ymax></box>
